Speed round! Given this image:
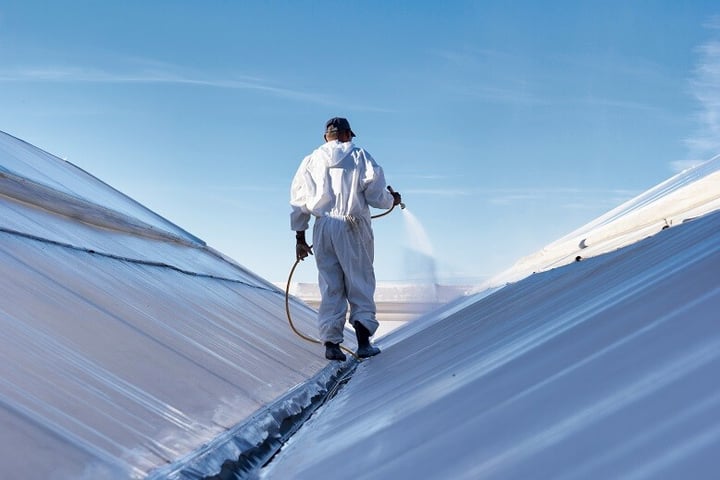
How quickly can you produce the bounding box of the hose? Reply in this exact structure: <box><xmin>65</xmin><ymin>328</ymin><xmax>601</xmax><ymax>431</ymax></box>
<box><xmin>284</xmin><ymin>187</ymin><xmax>404</xmax><ymax>360</ymax></box>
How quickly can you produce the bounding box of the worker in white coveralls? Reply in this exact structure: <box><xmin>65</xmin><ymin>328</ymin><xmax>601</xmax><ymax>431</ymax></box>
<box><xmin>290</xmin><ymin>117</ymin><xmax>402</xmax><ymax>361</ymax></box>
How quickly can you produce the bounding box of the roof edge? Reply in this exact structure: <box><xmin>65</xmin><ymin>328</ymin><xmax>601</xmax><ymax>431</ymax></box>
<box><xmin>0</xmin><ymin>170</ymin><xmax>205</xmax><ymax>247</ymax></box>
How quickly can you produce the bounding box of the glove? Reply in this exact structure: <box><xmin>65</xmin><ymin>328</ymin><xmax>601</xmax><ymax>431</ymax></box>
<box><xmin>387</xmin><ymin>185</ymin><xmax>402</xmax><ymax>206</ymax></box>
<box><xmin>295</xmin><ymin>231</ymin><xmax>313</xmax><ymax>261</ymax></box>
<box><xmin>391</xmin><ymin>190</ymin><xmax>402</xmax><ymax>206</ymax></box>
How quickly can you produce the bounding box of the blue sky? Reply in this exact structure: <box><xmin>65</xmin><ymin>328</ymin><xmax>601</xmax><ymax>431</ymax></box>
<box><xmin>1</xmin><ymin>1</ymin><xmax>719</xmax><ymax>284</ymax></box>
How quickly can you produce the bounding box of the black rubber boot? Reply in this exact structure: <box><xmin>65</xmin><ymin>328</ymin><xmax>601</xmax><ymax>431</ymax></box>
<box><xmin>354</xmin><ymin>322</ymin><xmax>381</xmax><ymax>358</ymax></box>
<box><xmin>324</xmin><ymin>342</ymin><xmax>347</xmax><ymax>361</ymax></box>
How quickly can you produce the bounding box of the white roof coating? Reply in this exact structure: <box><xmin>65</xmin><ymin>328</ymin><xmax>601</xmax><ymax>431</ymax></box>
<box><xmin>259</xmin><ymin>160</ymin><xmax>720</xmax><ymax>479</ymax></box>
<box><xmin>0</xmin><ymin>130</ymin><xmax>346</xmax><ymax>479</ymax></box>
<box><xmin>3</xmin><ymin>127</ymin><xmax>720</xmax><ymax>480</ymax></box>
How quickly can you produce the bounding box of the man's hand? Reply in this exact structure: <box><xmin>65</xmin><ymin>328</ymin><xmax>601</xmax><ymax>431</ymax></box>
<box><xmin>387</xmin><ymin>185</ymin><xmax>402</xmax><ymax>206</ymax></box>
<box><xmin>295</xmin><ymin>231</ymin><xmax>313</xmax><ymax>261</ymax></box>
<box><xmin>296</xmin><ymin>241</ymin><xmax>313</xmax><ymax>261</ymax></box>
<box><xmin>391</xmin><ymin>190</ymin><xmax>402</xmax><ymax>206</ymax></box>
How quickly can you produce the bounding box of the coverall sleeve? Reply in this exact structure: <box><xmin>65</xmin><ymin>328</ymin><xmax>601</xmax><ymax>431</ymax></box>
<box><xmin>361</xmin><ymin>151</ymin><xmax>394</xmax><ymax>210</ymax></box>
<box><xmin>290</xmin><ymin>156</ymin><xmax>313</xmax><ymax>231</ymax></box>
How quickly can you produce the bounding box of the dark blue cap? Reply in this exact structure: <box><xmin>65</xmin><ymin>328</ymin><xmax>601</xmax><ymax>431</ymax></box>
<box><xmin>325</xmin><ymin>117</ymin><xmax>356</xmax><ymax>137</ymax></box>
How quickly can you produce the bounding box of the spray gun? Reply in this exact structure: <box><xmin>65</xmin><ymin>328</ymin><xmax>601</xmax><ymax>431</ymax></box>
<box><xmin>387</xmin><ymin>185</ymin><xmax>406</xmax><ymax>210</ymax></box>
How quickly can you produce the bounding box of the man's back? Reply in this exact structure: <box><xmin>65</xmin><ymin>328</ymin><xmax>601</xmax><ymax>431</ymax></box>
<box><xmin>290</xmin><ymin>140</ymin><xmax>393</xmax><ymax>229</ymax></box>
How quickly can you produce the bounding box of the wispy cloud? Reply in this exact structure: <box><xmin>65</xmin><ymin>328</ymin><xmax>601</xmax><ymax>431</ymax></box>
<box><xmin>429</xmin><ymin>47</ymin><xmax>522</xmax><ymax>71</ymax></box>
<box><xmin>484</xmin><ymin>187</ymin><xmax>636</xmax><ymax>208</ymax></box>
<box><xmin>670</xmin><ymin>159</ymin><xmax>706</xmax><ymax>173</ymax></box>
<box><xmin>429</xmin><ymin>47</ymin><xmax>547</xmax><ymax>106</ymax></box>
<box><xmin>429</xmin><ymin>47</ymin><xmax>664</xmax><ymax>110</ymax></box>
<box><xmin>404</xmin><ymin>188</ymin><xmax>474</xmax><ymax>197</ymax></box>
<box><xmin>705</xmin><ymin>14</ymin><xmax>720</xmax><ymax>29</ymax></box>
<box><xmin>454</xmin><ymin>84</ymin><xmax>548</xmax><ymax>106</ymax></box>
<box><xmin>0</xmin><ymin>62</ymin><xmax>365</xmax><ymax>108</ymax></box>
<box><xmin>682</xmin><ymin>17</ymin><xmax>720</xmax><ymax>171</ymax></box>
<box><xmin>400</xmin><ymin>173</ymin><xmax>459</xmax><ymax>181</ymax></box>
<box><xmin>488</xmin><ymin>193</ymin><xmax>542</xmax><ymax>206</ymax></box>
<box><xmin>573</xmin><ymin>96</ymin><xmax>665</xmax><ymax>113</ymax></box>
<box><xmin>404</xmin><ymin>185</ymin><xmax>637</xmax><ymax>208</ymax></box>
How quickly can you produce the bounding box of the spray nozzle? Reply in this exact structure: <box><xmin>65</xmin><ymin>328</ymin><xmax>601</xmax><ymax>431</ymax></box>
<box><xmin>387</xmin><ymin>185</ymin><xmax>406</xmax><ymax>209</ymax></box>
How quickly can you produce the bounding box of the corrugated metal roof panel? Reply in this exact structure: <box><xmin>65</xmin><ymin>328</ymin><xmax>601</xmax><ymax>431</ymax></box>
<box><xmin>0</xmin><ymin>130</ymin><xmax>337</xmax><ymax>479</ymax></box>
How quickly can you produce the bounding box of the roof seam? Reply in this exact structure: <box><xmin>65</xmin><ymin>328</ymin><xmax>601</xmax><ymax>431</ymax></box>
<box><xmin>0</xmin><ymin>225</ymin><xmax>278</xmax><ymax>294</ymax></box>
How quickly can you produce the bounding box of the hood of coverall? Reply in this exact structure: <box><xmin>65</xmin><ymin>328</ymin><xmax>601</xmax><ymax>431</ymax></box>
<box><xmin>320</xmin><ymin>140</ymin><xmax>355</xmax><ymax>167</ymax></box>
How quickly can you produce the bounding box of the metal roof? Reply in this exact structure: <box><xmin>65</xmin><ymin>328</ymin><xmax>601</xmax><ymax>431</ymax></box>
<box><xmin>0</xmin><ymin>130</ymin><xmax>338</xmax><ymax>479</ymax></box>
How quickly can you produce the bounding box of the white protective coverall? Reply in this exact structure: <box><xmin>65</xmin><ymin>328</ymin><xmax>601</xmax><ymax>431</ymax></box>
<box><xmin>290</xmin><ymin>140</ymin><xmax>394</xmax><ymax>344</ymax></box>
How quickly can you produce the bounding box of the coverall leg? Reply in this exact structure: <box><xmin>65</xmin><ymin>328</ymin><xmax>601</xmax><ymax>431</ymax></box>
<box><xmin>313</xmin><ymin>216</ymin><xmax>379</xmax><ymax>344</ymax></box>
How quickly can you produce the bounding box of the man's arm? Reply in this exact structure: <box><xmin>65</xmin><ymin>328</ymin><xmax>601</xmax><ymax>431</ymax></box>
<box><xmin>290</xmin><ymin>155</ymin><xmax>314</xmax><ymax>231</ymax></box>
<box><xmin>361</xmin><ymin>151</ymin><xmax>395</xmax><ymax>210</ymax></box>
